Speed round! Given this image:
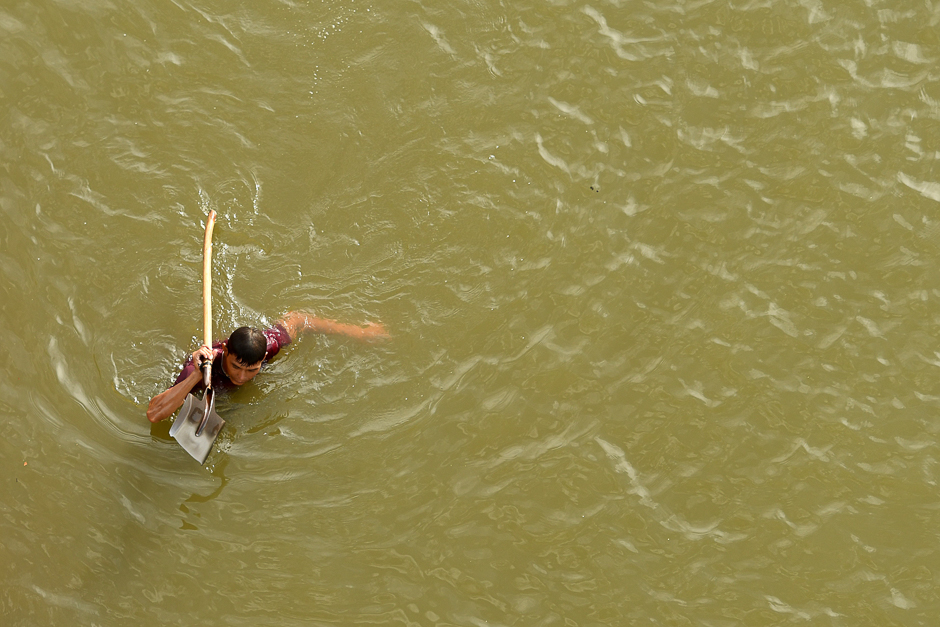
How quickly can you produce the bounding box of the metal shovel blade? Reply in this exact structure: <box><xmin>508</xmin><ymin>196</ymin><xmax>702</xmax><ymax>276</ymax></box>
<box><xmin>170</xmin><ymin>389</ymin><xmax>225</xmax><ymax>464</ymax></box>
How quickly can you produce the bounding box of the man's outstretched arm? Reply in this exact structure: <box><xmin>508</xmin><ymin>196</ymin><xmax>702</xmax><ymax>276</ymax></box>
<box><xmin>277</xmin><ymin>311</ymin><xmax>389</xmax><ymax>342</ymax></box>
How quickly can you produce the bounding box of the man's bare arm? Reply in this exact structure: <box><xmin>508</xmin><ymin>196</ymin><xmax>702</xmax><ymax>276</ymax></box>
<box><xmin>147</xmin><ymin>368</ymin><xmax>201</xmax><ymax>423</ymax></box>
<box><xmin>146</xmin><ymin>345</ymin><xmax>216</xmax><ymax>423</ymax></box>
<box><xmin>277</xmin><ymin>310</ymin><xmax>390</xmax><ymax>342</ymax></box>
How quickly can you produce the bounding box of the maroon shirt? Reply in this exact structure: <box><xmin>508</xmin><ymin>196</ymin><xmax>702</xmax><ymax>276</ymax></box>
<box><xmin>174</xmin><ymin>324</ymin><xmax>291</xmax><ymax>392</ymax></box>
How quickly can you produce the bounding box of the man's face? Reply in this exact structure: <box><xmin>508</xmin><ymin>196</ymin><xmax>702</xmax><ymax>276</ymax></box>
<box><xmin>221</xmin><ymin>347</ymin><xmax>263</xmax><ymax>386</ymax></box>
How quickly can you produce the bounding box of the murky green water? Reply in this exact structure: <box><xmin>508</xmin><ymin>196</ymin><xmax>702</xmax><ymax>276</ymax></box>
<box><xmin>3</xmin><ymin>0</ymin><xmax>940</xmax><ymax>624</ymax></box>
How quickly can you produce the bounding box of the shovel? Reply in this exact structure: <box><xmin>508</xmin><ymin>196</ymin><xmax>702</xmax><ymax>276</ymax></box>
<box><xmin>170</xmin><ymin>210</ymin><xmax>225</xmax><ymax>464</ymax></box>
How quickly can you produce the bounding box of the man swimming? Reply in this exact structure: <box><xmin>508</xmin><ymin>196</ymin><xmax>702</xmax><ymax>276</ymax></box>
<box><xmin>147</xmin><ymin>310</ymin><xmax>388</xmax><ymax>423</ymax></box>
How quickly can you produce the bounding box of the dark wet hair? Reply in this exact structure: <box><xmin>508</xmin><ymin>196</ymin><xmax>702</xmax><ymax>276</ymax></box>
<box><xmin>226</xmin><ymin>327</ymin><xmax>267</xmax><ymax>365</ymax></box>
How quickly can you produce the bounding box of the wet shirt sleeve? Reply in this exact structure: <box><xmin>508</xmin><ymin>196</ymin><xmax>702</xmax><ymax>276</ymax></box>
<box><xmin>264</xmin><ymin>323</ymin><xmax>292</xmax><ymax>359</ymax></box>
<box><xmin>174</xmin><ymin>360</ymin><xmax>197</xmax><ymax>387</ymax></box>
<box><xmin>172</xmin><ymin>340</ymin><xmax>225</xmax><ymax>391</ymax></box>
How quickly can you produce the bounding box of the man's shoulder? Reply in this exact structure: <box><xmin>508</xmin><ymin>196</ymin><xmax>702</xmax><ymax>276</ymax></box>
<box><xmin>263</xmin><ymin>323</ymin><xmax>292</xmax><ymax>356</ymax></box>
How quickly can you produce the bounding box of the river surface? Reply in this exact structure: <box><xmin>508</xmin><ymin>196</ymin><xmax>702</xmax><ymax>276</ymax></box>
<box><xmin>3</xmin><ymin>0</ymin><xmax>940</xmax><ymax>625</ymax></box>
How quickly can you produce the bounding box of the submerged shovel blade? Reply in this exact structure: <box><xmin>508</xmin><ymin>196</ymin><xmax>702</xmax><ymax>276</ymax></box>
<box><xmin>170</xmin><ymin>392</ymin><xmax>225</xmax><ymax>464</ymax></box>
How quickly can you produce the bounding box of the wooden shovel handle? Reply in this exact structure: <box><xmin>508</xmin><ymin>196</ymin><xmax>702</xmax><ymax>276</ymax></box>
<box><xmin>203</xmin><ymin>211</ymin><xmax>216</xmax><ymax>386</ymax></box>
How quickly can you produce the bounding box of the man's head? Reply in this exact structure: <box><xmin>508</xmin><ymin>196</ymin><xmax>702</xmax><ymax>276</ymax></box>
<box><xmin>221</xmin><ymin>326</ymin><xmax>267</xmax><ymax>386</ymax></box>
